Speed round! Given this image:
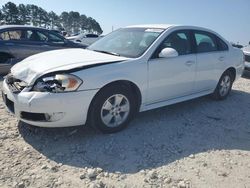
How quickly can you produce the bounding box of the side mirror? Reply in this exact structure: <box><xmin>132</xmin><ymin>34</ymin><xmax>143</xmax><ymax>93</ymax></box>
<box><xmin>249</xmin><ymin>41</ymin><xmax>250</xmax><ymax>45</ymax></box>
<box><xmin>159</xmin><ymin>48</ymin><xmax>178</xmax><ymax>58</ymax></box>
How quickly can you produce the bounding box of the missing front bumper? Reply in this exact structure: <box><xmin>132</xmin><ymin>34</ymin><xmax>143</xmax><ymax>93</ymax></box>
<box><xmin>20</xmin><ymin>112</ymin><xmax>65</xmax><ymax>122</ymax></box>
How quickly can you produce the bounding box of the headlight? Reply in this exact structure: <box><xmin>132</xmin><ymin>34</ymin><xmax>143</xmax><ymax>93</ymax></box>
<box><xmin>33</xmin><ymin>74</ymin><xmax>83</xmax><ymax>93</ymax></box>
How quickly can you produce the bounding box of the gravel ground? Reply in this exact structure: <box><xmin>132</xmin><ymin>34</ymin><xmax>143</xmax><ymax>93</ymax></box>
<box><xmin>0</xmin><ymin>72</ymin><xmax>250</xmax><ymax>188</ymax></box>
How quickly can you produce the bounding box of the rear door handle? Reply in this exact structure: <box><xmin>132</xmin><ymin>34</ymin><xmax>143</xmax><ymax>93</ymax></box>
<box><xmin>185</xmin><ymin>60</ymin><xmax>195</xmax><ymax>66</ymax></box>
<box><xmin>218</xmin><ymin>56</ymin><xmax>225</xmax><ymax>61</ymax></box>
<box><xmin>5</xmin><ymin>43</ymin><xmax>14</xmax><ymax>46</ymax></box>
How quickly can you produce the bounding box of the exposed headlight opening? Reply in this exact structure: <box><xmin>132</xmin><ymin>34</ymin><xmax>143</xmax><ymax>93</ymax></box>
<box><xmin>33</xmin><ymin>74</ymin><xmax>83</xmax><ymax>93</ymax></box>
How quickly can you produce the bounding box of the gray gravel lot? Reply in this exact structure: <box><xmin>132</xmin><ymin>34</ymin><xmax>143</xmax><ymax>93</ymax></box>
<box><xmin>0</xmin><ymin>73</ymin><xmax>250</xmax><ymax>188</ymax></box>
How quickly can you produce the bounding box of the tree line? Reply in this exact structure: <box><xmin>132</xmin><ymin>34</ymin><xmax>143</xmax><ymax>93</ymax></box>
<box><xmin>0</xmin><ymin>2</ymin><xmax>103</xmax><ymax>35</ymax></box>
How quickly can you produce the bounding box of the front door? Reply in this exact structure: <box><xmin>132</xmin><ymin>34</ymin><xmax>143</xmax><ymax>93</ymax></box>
<box><xmin>147</xmin><ymin>30</ymin><xmax>196</xmax><ymax>104</ymax></box>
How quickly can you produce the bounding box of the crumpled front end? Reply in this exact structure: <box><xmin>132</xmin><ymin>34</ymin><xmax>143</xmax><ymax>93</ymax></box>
<box><xmin>1</xmin><ymin>75</ymin><xmax>98</xmax><ymax>127</ymax></box>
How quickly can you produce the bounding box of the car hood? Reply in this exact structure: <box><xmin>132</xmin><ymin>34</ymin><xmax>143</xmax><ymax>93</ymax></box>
<box><xmin>11</xmin><ymin>48</ymin><xmax>129</xmax><ymax>85</ymax></box>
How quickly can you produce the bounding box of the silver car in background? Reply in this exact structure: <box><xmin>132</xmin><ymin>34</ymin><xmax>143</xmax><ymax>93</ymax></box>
<box><xmin>243</xmin><ymin>45</ymin><xmax>250</xmax><ymax>71</ymax></box>
<box><xmin>67</xmin><ymin>33</ymin><xmax>101</xmax><ymax>46</ymax></box>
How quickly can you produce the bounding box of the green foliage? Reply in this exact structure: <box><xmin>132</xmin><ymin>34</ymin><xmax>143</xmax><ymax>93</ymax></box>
<box><xmin>18</xmin><ymin>4</ymin><xmax>30</xmax><ymax>25</ymax></box>
<box><xmin>2</xmin><ymin>2</ymin><xmax>19</xmax><ymax>24</ymax></box>
<box><xmin>0</xmin><ymin>1</ymin><xmax>103</xmax><ymax>35</ymax></box>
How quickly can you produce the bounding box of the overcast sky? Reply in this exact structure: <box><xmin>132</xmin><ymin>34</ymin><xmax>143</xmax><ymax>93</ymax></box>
<box><xmin>1</xmin><ymin>0</ymin><xmax>250</xmax><ymax>45</ymax></box>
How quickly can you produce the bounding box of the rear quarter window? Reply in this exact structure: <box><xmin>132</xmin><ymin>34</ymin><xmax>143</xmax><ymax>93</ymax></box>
<box><xmin>216</xmin><ymin>37</ymin><xmax>229</xmax><ymax>51</ymax></box>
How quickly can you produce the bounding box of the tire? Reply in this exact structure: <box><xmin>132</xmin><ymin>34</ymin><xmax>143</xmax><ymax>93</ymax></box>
<box><xmin>89</xmin><ymin>84</ymin><xmax>137</xmax><ymax>133</ymax></box>
<box><xmin>0</xmin><ymin>53</ymin><xmax>13</xmax><ymax>64</ymax></box>
<box><xmin>212</xmin><ymin>71</ymin><xmax>234</xmax><ymax>100</ymax></box>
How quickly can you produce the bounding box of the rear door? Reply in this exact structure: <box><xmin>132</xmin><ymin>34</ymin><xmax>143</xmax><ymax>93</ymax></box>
<box><xmin>0</xmin><ymin>30</ymin><xmax>12</xmax><ymax>55</ymax></box>
<box><xmin>0</xmin><ymin>30</ymin><xmax>13</xmax><ymax>74</ymax></box>
<box><xmin>0</xmin><ymin>29</ymin><xmax>31</xmax><ymax>61</ymax></box>
<box><xmin>2</xmin><ymin>29</ymin><xmax>47</xmax><ymax>61</ymax></box>
<box><xmin>193</xmin><ymin>30</ymin><xmax>228</xmax><ymax>92</ymax></box>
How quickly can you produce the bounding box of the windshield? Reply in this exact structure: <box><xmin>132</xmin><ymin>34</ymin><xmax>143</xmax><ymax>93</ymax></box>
<box><xmin>88</xmin><ymin>28</ymin><xmax>164</xmax><ymax>58</ymax></box>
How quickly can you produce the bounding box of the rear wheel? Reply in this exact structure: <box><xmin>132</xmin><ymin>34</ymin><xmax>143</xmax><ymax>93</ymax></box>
<box><xmin>212</xmin><ymin>71</ymin><xmax>234</xmax><ymax>100</ymax></box>
<box><xmin>89</xmin><ymin>84</ymin><xmax>137</xmax><ymax>133</ymax></box>
<box><xmin>0</xmin><ymin>53</ymin><xmax>13</xmax><ymax>64</ymax></box>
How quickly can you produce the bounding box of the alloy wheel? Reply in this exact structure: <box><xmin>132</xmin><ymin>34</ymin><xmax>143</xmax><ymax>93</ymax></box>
<box><xmin>101</xmin><ymin>94</ymin><xmax>130</xmax><ymax>128</ymax></box>
<box><xmin>219</xmin><ymin>75</ymin><xmax>231</xmax><ymax>97</ymax></box>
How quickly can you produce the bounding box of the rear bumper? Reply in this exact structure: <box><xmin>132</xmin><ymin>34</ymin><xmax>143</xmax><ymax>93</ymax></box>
<box><xmin>1</xmin><ymin>79</ymin><xmax>98</xmax><ymax>127</ymax></box>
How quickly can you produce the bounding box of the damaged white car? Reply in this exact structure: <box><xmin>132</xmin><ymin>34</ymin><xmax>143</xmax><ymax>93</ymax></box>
<box><xmin>2</xmin><ymin>25</ymin><xmax>244</xmax><ymax>133</ymax></box>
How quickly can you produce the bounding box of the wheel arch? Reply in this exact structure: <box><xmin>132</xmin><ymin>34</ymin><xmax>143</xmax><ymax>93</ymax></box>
<box><xmin>86</xmin><ymin>80</ymin><xmax>142</xmax><ymax>124</ymax></box>
<box><xmin>0</xmin><ymin>52</ymin><xmax>15</xmax><ymax>63</ymax></box>
<box><xmin>225</xmin><ymin>67</ymin><xmax>236</xmax><ymax>82</ymax></box>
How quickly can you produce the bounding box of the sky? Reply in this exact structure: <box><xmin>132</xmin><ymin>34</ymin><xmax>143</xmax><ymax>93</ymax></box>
<box><xmin>1</xmin><ymin>0</ymin><xmax>250</xmax><ymax>45</ymax></box>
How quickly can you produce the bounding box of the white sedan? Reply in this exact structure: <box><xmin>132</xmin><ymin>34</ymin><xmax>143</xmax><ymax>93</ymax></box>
<box><xmin>2</xmin><ymin>24</ymin><xmax>244</xmax><ymax>133</ymax></box>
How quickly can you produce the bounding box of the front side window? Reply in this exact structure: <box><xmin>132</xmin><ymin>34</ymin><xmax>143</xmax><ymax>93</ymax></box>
<box><xmin>26</xmin><ymin>30</ymin><xmax>48</xmax><ymax>42</ymax></box>
<box><xmin>48</xmin><ymin>32</ymin><xmax>64</xmax><ymax>44</ymax></box>
<box><xmin>158</xmin><ymin>31</ymin><xmax>192</xmax><ymax>57</ymax></box>
<box><xmin>195</xmin><ymin>31</ymin><xmax>217</xmax><ymax>53</ymax></box>
<box><xmin>88</xmin><ymin>28</ymin><xmax>164</xmax><ymax>58</ymax></box>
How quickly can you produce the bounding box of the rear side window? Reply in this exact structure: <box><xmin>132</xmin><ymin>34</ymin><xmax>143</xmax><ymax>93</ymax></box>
<box><xmin>194</xmin><ymin>31</ymin><xmax>217</xmax><ymax>53</ymax></box>
<box><xmin>8</xmin><ymin>30</ymin><xmax>22</xmax><ymax>40</ymax></box>
<box><xmin>0</xmin><ymin>30</ymin><xmax>23</xmax><ymax>41</ymax></box>
<box><xmin>217</xmin><ymin>37</ymin><xmax>229</xmax><ymax>51</ymax></box>
<box><xmin>0</xmin><ymin>31</ymin><xmax>10</xmax><ymax>40</ymax></box>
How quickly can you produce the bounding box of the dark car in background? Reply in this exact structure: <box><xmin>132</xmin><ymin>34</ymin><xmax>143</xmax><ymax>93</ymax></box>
<box><xmin>0</xmin><ymin>25</ymin><xmax>87</xmax><ymax>75</ymax></box>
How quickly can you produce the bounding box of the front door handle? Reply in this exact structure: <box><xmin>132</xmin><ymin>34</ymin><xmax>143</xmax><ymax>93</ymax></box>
<box><xmin>218</xmin><ymin>56</ymin><xmax>225</xmax><ymax>61</ymax></box>
<box><xmin>185</xmin><ymin>60</ymin><xmax>195</xmax><ymax>66</ymax></box>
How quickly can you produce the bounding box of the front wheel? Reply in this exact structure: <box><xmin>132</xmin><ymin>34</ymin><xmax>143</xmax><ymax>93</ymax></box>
<box><xmin>88</xmin><ymin>85</ymin><xmax>137</xmax><ymax>133</ymax></box>
<box><xmin>212</xmin><ymin>71</ymin><xmax>234</xmax><ymax>100</ymax></box>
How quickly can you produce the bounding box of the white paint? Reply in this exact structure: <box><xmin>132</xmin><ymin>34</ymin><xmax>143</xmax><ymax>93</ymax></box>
<box><xmin>2</xmin><ymin>25</ymin><xmax>244</xmax><ymax>128</ymax></box>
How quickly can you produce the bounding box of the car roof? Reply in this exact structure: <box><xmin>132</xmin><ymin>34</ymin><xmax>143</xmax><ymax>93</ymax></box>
<box><xmin>125</xmin><ymin>24</ymin><xmax>216</xmax><ymax>33</ymax></box>
<box><xmin>125</xmin><ymin>24</ymin><xmax>230</xmax><ymax>45</ymax></box>
<box><xmin>126</xmin><ymin>24</ymin><xmax>176</xmax><ymax>29</ymax></box>
<box><xmin>0</xmin><ymin>25</ymin><xmax>47</xmax><ymax>30</ymax></box>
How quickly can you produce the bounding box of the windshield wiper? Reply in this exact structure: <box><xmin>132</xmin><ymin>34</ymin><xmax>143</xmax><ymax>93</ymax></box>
<box><xmin>93</xmin><ymin>50</ymin><xmax>120</xmax><ymax>56</ymax></box>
